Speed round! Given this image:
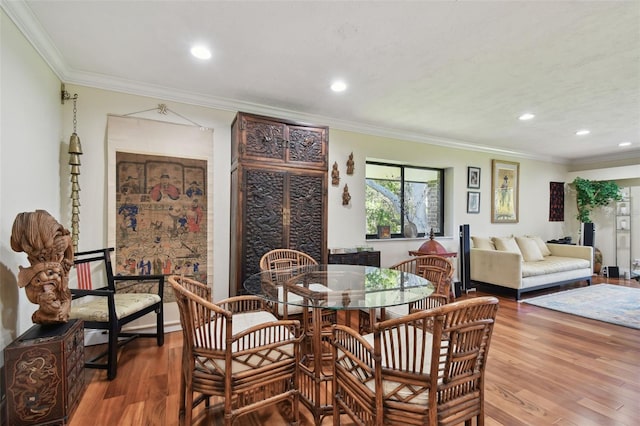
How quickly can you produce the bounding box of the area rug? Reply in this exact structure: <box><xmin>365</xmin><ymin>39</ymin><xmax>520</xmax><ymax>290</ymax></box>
<box><xmin>523</xmin><ymin>284</ymin><xmax>640</xmax><ymax>329</ymax></box>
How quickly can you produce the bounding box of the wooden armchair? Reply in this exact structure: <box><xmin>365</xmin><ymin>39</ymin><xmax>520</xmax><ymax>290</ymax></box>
<box><xmin>259</xmin><ymin>248</ymin><xmax>318</xmax><ymax>275</ymax></box>
<box><xmin>169</xmin><ymin>275</ymin><xmax>302</xmax><ymax>426</ymax></box>
<box><xmin>69</xmin><ymin>247</ymin><xmax>164</xmax><ymax>380</ymax></box>
<box><xmin>259</xmin><ymin>248</ymin><xmax>336</xmax><ymax>330</ymax></box>
<box><xmin>333</xmin><ymin>296</ymin><xmax>499</xmax><ymax>426</ymax></box>
<box><xmin>360</xmin><ymin>255</ymin><xmax>454</xmax><ymax>333</ymax></box>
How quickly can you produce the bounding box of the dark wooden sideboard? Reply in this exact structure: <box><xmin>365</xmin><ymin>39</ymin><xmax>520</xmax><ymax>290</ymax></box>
<box><xmin>4</xmin><ymin>319</ymin><xmax>85</xmax><ymax>426</ymax></box>
<box><xmin>328</xmin><ymin>251</ymin><xmax>381</xmax><ymax>267</ymax></box>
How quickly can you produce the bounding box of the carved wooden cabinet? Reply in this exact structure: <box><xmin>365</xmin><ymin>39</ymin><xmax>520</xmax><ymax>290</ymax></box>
<box><xmin>230</xmin><ymin>112</ymin><xmax>328</xmax><ymax>296</ymax></box>
<box><xmin>4</xmin><ymin>319</ymin><xmax>85</xmax><ymax>426</ymax></box>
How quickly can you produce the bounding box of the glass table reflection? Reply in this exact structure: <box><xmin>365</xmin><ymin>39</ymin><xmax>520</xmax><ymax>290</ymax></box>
<box><xmin>243</xmin><ymin>264</ymin><xmax>434</xmax><ymax>425</ymax></box>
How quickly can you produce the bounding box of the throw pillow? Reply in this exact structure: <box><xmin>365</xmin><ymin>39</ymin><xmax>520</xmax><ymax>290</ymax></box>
<box><xmin>515</xmin><ymin>236</ymin><xmax>544</xmax><ymax>262</ymax></box>
<box><xmin>492</xmin><ymin>236</ymin><xmax>522</xmax><ymax>255</ymax></box>
<box><xmin>526</xmin><ymin>235</ymin><xmax>552</xmax><ymax>256</ymax></box>
<box><xmin>471</xmin><ymin>236</ymin><xmax>495</xmax><ymax>250</ymax></box>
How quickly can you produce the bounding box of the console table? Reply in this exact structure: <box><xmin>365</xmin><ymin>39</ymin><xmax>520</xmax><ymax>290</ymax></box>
<box><xmin>328</xmin><ymin>250</ymin><xmax>380</xmax><ymax>267</ymax></box>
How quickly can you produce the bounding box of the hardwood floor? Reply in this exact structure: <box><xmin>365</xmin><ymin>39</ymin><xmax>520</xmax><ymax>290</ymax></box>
<box><xmin>69</xmin><ymin>277</ymin><xmax>640</xmax><ymax>425</ymax></box>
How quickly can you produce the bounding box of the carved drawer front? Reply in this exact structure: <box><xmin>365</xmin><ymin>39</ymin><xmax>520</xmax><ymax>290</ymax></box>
<box><xmin>4</xmin><ymin>319</ymin><xmax>85</xmax><ymax>426</ymax></box>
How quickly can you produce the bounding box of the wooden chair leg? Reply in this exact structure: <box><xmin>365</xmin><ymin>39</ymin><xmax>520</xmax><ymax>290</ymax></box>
<box><xmin>156</xmin><ymin>307</ymin><xmax>164</xmax><ymax>346</ymax></box>
<box><xmin>184</xmin><ymin>388</ymin><xmax>193</xmax><ymax>426</ymax></box>
<box><xmin>178</xmin><ymin>369</ymin><xmax>186</xmax><ymax>425</ymax></box>
<box><xmin>291</xmin><ymin>391</ymin><xmax>299</xmax><ymax>426</ymax></box>
<box><xmin>107</xmin><ymin>326</ymin><xmax>119</xmax><ymax>380</ymax></box>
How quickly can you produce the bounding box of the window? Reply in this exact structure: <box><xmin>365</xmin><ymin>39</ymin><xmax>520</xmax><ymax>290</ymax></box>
<box><xmin>365</xmin><ymin>161</ymin><xmax>444</xmax><ymax>239</ymax></box>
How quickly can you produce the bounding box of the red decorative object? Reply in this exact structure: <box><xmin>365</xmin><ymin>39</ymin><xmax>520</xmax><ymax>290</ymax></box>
<box><xmin>409</xmin><ymin>229</ymin><xmax>457</xmax><ymax>258</ymax></box>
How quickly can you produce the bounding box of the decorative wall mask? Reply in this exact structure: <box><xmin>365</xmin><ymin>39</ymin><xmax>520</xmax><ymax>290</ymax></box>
<box><xmin>10</xmin><ymin>210</ymin><xmax>74</xmax><ymax>324</ymax></box>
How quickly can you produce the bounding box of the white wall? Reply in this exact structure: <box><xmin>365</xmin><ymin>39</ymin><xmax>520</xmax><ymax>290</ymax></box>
<box><xmin>566</xmin><ymin>168</ymin><xmax>640</xmax><ymax>270</ymax></box>
<box><xmin>60</xmin><ymin>84</ymin><xmax>235</xmax><ymax>330</ymax></box>
<box><xmin>328</xmin><ymin>130</ymin><xmax>570</xmax><ymax>268</ymax></box>
<box><xmin>56</xmin><ymin>87</ymin><xmax>572</xmax><ymax>330</ymax></box>
<box><xmin>1</xmin><ymin>10</ymin><xmax>63</xmax><ymax>361</ymax></box>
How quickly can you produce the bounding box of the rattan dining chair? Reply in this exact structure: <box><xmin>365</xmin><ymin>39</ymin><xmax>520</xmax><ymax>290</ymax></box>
<box><xmin>333</xmin><ymin>296</ymin><xmax>499</xmax><ymax>426</ymax></box>
<box><xmin>359</xmin><ymin>255</ymin><xmax>455</xmax><ymax>333</ymax></box>
<box><xmin>169</xmin><ymin>275</ymin><xmax>302</xmax><ymax>426</ymax></box>
<box><xmin>259</xmin><ymin>248</ymin><xmax>337</xmax><ymax>332</ymax></box>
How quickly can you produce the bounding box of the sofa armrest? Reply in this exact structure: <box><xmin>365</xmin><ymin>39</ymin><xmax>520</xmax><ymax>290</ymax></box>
<box><xmin>470</xmin><ymin>249</ymin><xmax>522</xmax><ymax>287</ymax></box>
<box><xmin>547</xmin><ymin>243</ymin><xmax>593</xmax><ymax>262</ymax></box>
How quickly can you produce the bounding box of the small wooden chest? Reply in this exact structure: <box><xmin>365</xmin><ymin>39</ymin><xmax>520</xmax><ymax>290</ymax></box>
<box><xmin>4</xmin><ymin>319</ymin><xmax>85</xmax><ymax>426</ymax></box>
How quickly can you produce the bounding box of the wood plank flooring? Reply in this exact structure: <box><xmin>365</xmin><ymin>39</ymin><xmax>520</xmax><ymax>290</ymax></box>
<box><xmin>69</xmin><ymin>277</ymin><xmax>640</xmax><ymax>425</ymax></box>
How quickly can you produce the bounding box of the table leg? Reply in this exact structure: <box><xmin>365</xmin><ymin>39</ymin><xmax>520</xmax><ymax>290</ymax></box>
<box><xmin>298</xmin><ymin>305</ymin><xmax>334</xmax><ymax>426</ymax></box>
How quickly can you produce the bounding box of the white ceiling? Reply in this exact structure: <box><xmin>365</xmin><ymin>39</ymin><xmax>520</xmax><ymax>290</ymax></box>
<box><xmin>3</xmin><ymin>0</ymin><xmax>640</xmax><ymax>164</ymax></box>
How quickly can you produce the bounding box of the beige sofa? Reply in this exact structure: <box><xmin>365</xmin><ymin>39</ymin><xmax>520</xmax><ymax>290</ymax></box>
<box><xmin>470</xmin><ymin>236</ymin><xmax>593</xmax><ymax>300</ymax></box>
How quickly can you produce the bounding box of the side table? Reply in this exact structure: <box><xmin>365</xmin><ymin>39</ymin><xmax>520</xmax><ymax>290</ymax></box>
<box><xmin>4</xmin><ymin>319</ymin><xmax>85</xmax><ymax>426</ymax></box>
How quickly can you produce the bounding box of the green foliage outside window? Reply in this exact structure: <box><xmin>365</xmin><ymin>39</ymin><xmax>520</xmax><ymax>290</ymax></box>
<box><xmin>365</xmin><ymin>162</ymin><xmax>443</xmax><ymax>238</ymax></box>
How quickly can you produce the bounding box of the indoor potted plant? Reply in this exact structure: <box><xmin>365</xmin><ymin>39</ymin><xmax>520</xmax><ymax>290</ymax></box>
<box><xmin>572</xmin><ymin>177</ymin><xmax>622</xmax><ymax>224</ymax></box>
<box><xmin>570</xmin><ymin>177</ymin><xmax>622</xmax><ymax>274</ymax></box>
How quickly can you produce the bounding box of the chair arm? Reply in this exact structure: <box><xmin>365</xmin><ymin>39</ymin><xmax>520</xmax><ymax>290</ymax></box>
<box><xmin>409</xmin><ymin>294</ymin><xmax>449</xmax><ymax>312</ymax></box>
<box><xmin>332</xmin><ymin>324</ymin><xmax>375</xmax><ymax>370</ymax></box>
<box><xmin>470</xmin><ymin>248</ymin><xmax>522</xmax><ymax>287</ymax></box>
<box><xmin>232</xmin><ymin>320</ymin><xmax>302</xmax><ymax>353</ymax></box>
<box><xmin>216</xmin><ymin>295</ymin><xmax>271</xmax><ymax>313</ymax></box>
<box><xmin>547</xmin><ymin>243</ymin><xmax>593</xmax><ymax>261</ymax></box>
<box><xmin>113</xmin><ymin>274</ymin><xmax>165</xmax><ymax>298</ymax></box>
<box><xmin>332</xmin><ymin>324</ymin><xmax>377</xmax><ymax>401</ymax></box>
<box><xmin>70</xmin><ymin>287</ymin><xmax>113</xmax><ymax>299</ymax></box>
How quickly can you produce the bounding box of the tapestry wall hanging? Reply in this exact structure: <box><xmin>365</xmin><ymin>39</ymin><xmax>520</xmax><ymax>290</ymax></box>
<box><xmin>549</xmin><ymin>181</ymin><xmax>565</xmax><ymax>221</ymax></box>
<box><xmin>107</xmin><ymin>115</ymin><xmax>214</xmax><ymax>301</ymax></box>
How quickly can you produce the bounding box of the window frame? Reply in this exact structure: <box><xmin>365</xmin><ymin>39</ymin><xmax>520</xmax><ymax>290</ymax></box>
<box><xmin>365</xmin><ymin>161</ymin><xmax>445</xmax><ymax>239</ymax></box>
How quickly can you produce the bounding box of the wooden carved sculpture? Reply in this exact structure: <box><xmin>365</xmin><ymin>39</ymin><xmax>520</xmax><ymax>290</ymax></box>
<box><xmin>342</xmin><ymin>184</ymin><xmax>351</xmax><ymax>206</ymax></box>
<box><xmin>10</xmin><ymin>210</ymin><xmax>74</xmax><ymax>324</ymax></box>
<box><xmin>346</xmin><ymin>152</ymin><xmax>354</xmax><ymax>175</ymax></box>
<box><xmin>331</xmin><ymin>162</ymin><xmax>340</xmax><ymax>186</ymax></box>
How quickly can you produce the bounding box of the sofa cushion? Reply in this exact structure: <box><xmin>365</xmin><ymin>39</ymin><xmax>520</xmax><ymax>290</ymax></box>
<box><xmin>471</xmin><ymin>236</ymin><xmax>495</xmax><ymax>250</ymax></box>
<box><xmin>516</xmin><ymin>237</ymin><xmax>544</xmax><ymax>262</ymax></box>
<box><xmin>526</xmin><ymin>235</ymin><xmax>552</xmax><ymax>256</ymax></box>
<box><xmin>521</xmin><ymin>256</ymin><xmax>591</xmax><ymax>277</ymax></box>
<box><xmin>492</xmin><ymin>236</ymin><xmax>522</xmax><ymax>255</ymax></box>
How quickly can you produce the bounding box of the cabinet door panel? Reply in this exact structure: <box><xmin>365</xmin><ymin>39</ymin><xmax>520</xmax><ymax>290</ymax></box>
<box><xmin>243</xmin><ymin>168</ymin><xmax>286</xmax><ymax>280</ymax></box>
<box><xmin>288</xmin><ymin>173</ymin><xmax>326</xmax><ymax>262</ymax></box>
<box><xmin>288</xmin><ymin>125</ymin><xmax>327</xmax><ymax>167</ymax></box>
<box><xmin>241</xmin><ymin>115</ymin><xmax>287</xmax><ymax>162</ymax></box>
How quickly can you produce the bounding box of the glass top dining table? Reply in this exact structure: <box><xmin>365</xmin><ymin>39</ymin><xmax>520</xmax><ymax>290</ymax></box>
<box><xmin>243</xmin><ymin>264</ymin><xmax>435</xmax><ymax>311</ymax></box>
<box><xmin>243</xmin><ymin>264</ymin><xmax>434</xmax><ymax>425</ymax></box>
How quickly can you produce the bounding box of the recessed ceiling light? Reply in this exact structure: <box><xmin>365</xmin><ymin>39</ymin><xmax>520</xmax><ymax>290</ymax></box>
<box><xmin>331</xmin><ymin>81</ymin><xmax>347</xmax><ymax>92</ymax></box>
<box><xmin>518</xmin><ymin>113</ymin><xmax>535</xmax><ymax>121</ymax></box>
<box><xmin>575</xmin><ymin>129</ymin><xmax>590</xmax><ymax>136</ymax></box>
<box><xmin>619</xmin><ymin>141</ymin><xmax>632</xmax><ymax>147</ymax></box>
<box><xmin>190</xmin><ymin>45</ymin><xmax>211</xmax><ymax>60</ymax></box>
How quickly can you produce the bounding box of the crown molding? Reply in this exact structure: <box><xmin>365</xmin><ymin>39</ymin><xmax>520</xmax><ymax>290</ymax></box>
<box><xmin>1</xmin><ymin>0</ymin><xmax>70</xmax><ymax>80</ymax></box>
<box><xmin>64</xmin><ymin>70</ymin><xmax>566</xmax><ymax>165</ymax></box>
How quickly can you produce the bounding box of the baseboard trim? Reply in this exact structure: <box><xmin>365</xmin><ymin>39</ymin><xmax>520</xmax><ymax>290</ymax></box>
<box><xmin>83</xmin><ymin>320</ymin><xmax>181</xmax><ymax>346</ymax></box>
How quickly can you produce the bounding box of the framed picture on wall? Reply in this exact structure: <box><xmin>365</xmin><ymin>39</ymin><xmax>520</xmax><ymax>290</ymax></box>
<box><xmin>467</xmin><ymin>166</ymin><xmax>481</xmax><ymax>189</ymax></box>
<box><xmin>491</xmin><ymin>159</ymin><xmax>519</xmax><ymax>223</ymax></box>
<box><xmin>467</xmin><ymin>191</ymin><xmax>480</xmax><ymax>214</ymax></box>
